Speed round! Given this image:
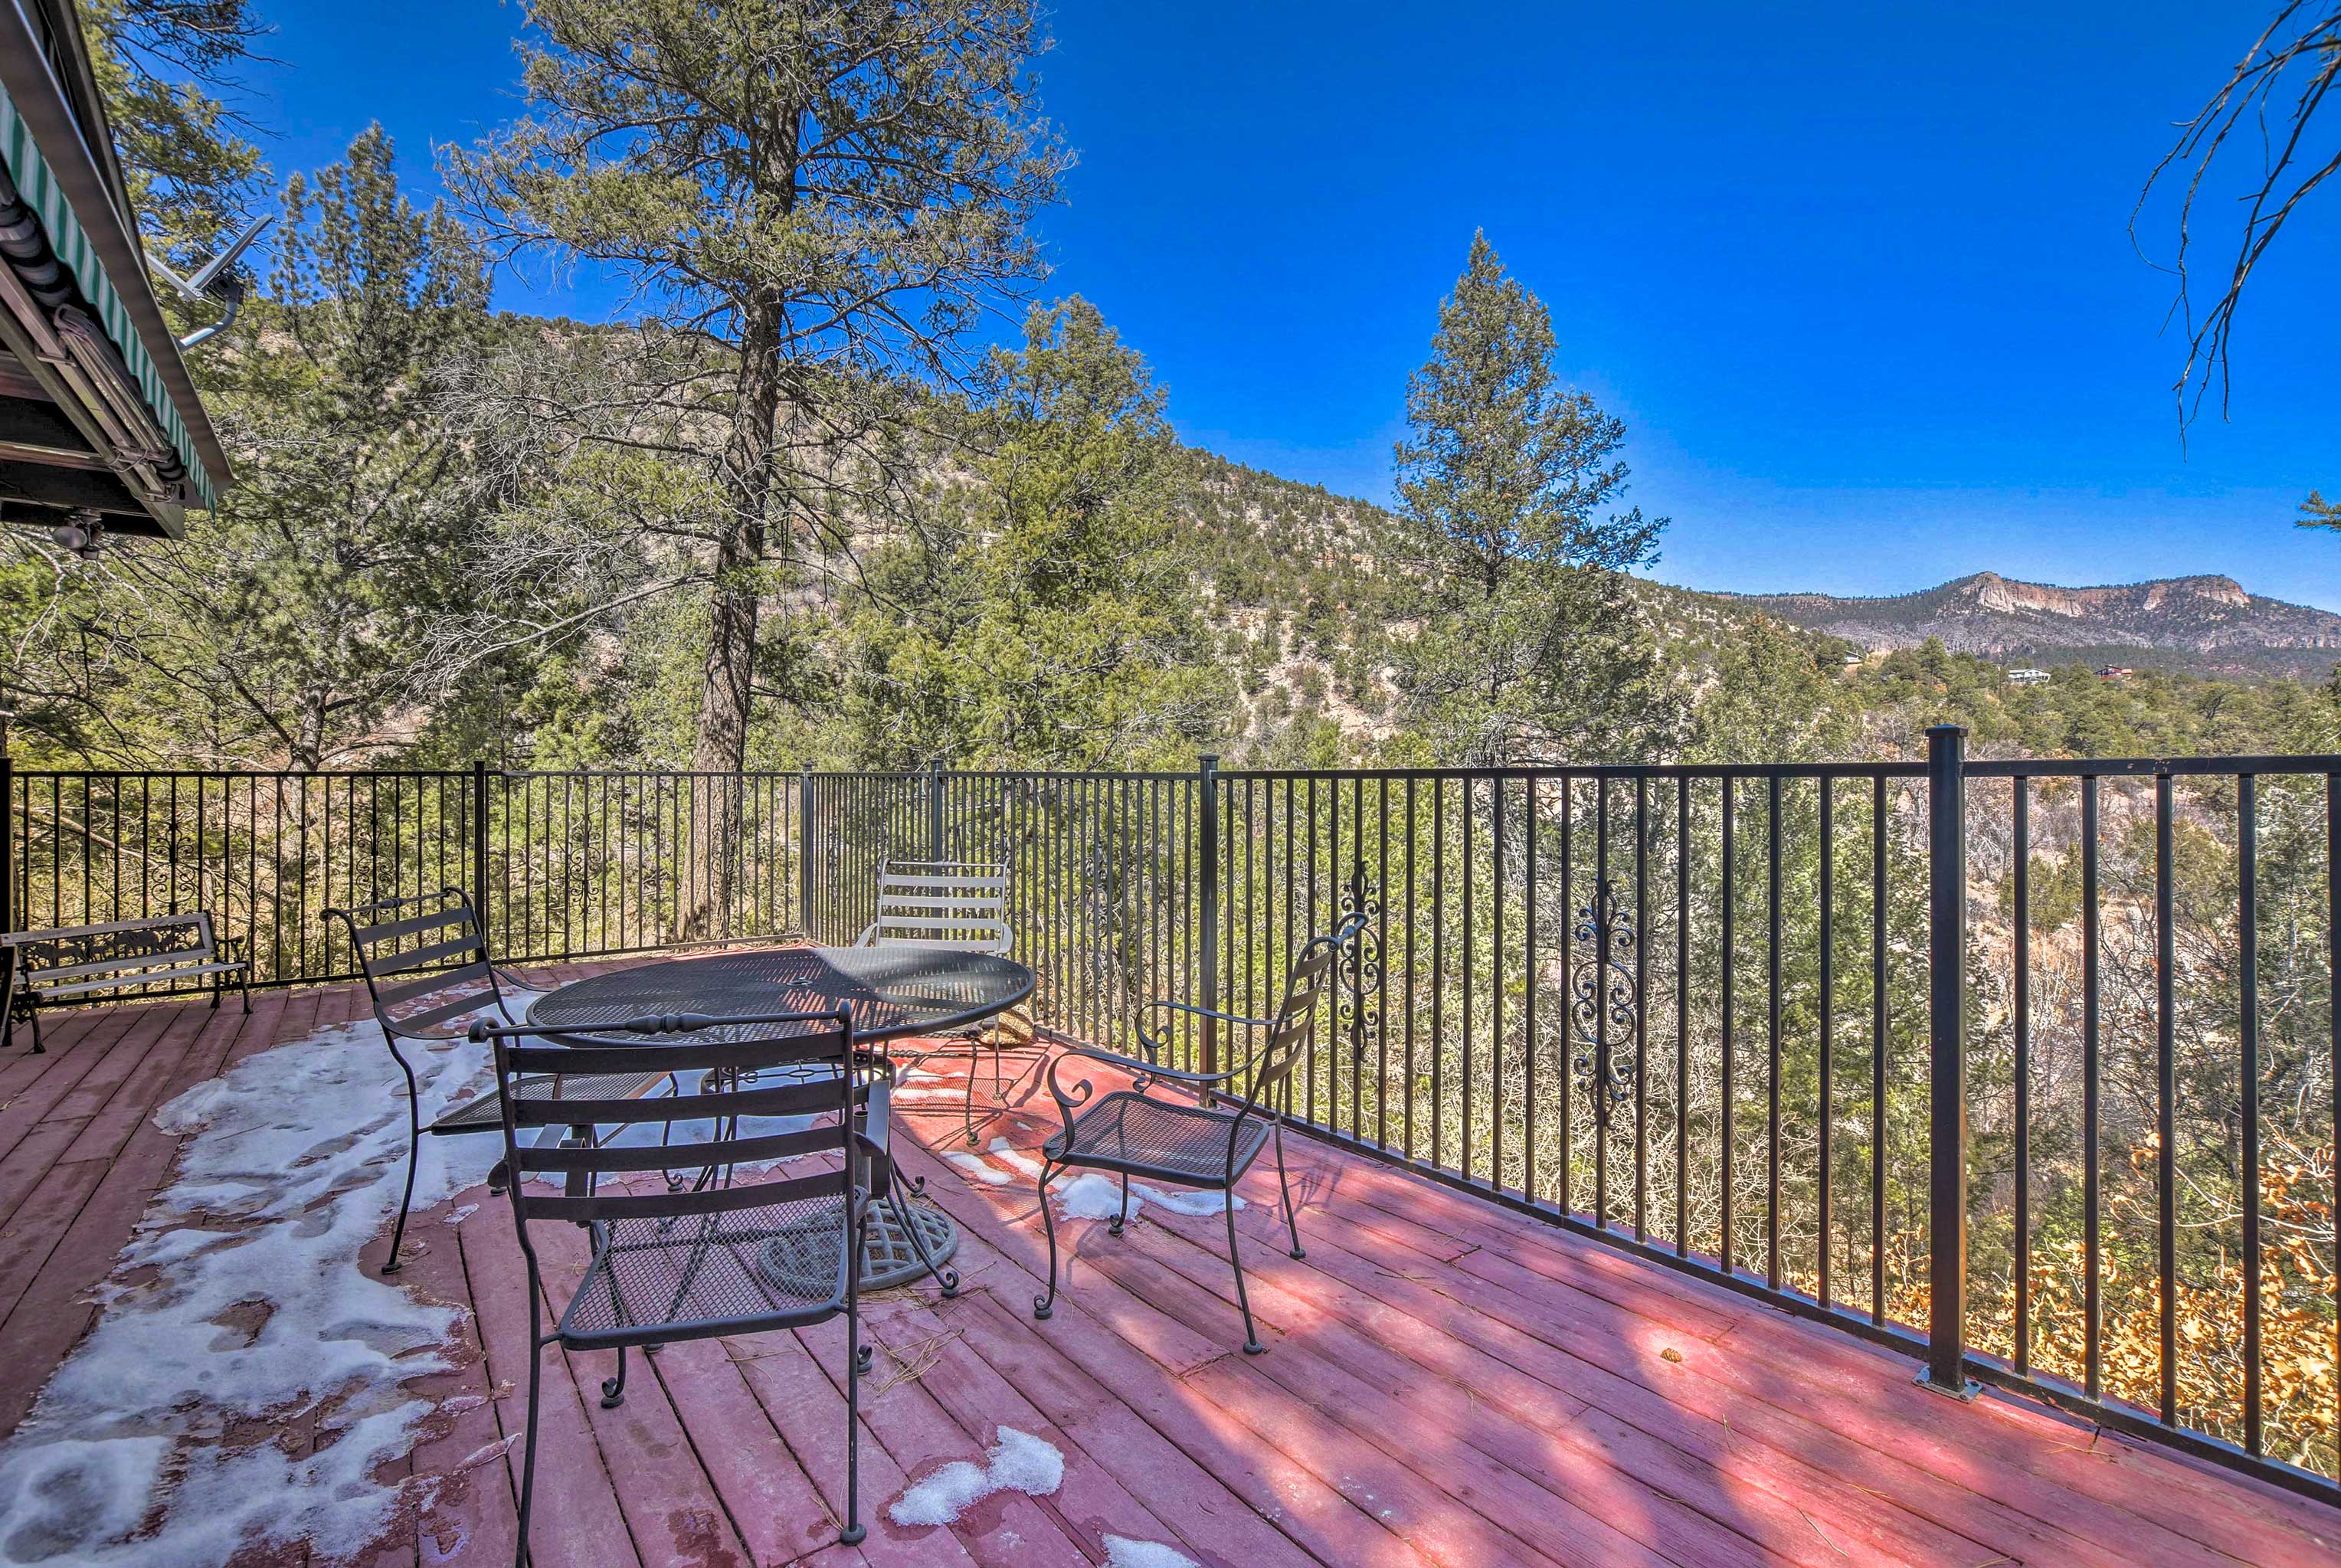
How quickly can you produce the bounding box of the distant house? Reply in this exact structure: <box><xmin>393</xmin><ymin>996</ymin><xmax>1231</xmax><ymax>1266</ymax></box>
<box><xmin>2096</xmin><ymin>665</ymin><xmax>2133</xmax><ymax>681</ymax></box>
<box><xmin>2007</xmin><ymin>667</ymin><xmax>2049</xmax><ymax>686</ymax></box>
<box><xmin>0</xmin><ymin>2</ymin><xmax>231</xmax><ymax>549</ymax></box>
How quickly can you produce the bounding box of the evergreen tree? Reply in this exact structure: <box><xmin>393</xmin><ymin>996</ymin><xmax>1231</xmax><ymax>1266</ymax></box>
<box><xmin>444</xmin><ymin>0</ymin><xmax>1065</xmax><ymax>932</ymax></box>
<box><xmin>843</xmin><ymin>300</ymin><xmax>1230</xmax><ymax>767</ymax></box>
<box><xmin>1386</xmin><ymin>232</ymin><xmax>1679</xmax><ymax>764</ymax></box>
<box><xmin>78</xmin><ymin>0</ymin><xmax>267</xmax><ymax>264</ymax></box>
<box><xmin>74</xmin><ymin>129</ymin><xmax>493</xmax><ymax>767</ymax></box>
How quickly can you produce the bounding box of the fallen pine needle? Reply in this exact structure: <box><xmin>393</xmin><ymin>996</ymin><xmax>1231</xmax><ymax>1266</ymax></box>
<box><xmin>873</xmin><ymin>1327</ymin><xmax>964</xmax><ymax>1396</ymax></box>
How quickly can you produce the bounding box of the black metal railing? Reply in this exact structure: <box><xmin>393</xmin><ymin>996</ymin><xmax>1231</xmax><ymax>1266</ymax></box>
<box><xmin>2</xmin><ymin>734</ymin><xmax>2334</xmax><ymax>1502</ymax></box>
<box><xmin>0</xmin><ymin>761</ymin><xmax>802</xmax><ymax>984</ymax></box>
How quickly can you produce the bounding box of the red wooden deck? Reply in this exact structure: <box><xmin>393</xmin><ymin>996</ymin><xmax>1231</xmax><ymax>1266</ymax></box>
<box><xmin>2</xmin><ymin>969</ymin><xmax>2337</xmax><ymax>1566</ymax></box>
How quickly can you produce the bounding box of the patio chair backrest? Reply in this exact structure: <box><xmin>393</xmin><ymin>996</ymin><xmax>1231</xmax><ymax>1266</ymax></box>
<box><xmin>484</xmin><ymin>1010</ymin><xmax>863</xmax><ymax>1237</ymax></box>
<box><xmin>1239</xmin><ymin>912</ymin><xmax>1370</xmax><ymax>1115</ymax></box>
<box><xmin>326</xmin><ymin>886</ymin><xmax>512</xmax><ymax>1042</ymax></box>
<box><xmin>856</xmin><ymin>859</ymin><xmax>1011</xmax><ymax>956</ymax></box>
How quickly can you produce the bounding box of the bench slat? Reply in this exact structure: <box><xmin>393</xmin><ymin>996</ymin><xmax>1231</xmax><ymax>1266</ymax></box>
<box><xmin>30</xmin><ymin>961</ymin><xmax>247</xmax><ymax>1000</ymax></box>
<box><xmin>25</xmin><ymin>948</ymin><xmax>218</xmax><ymax>985</ymax></box>
<box><xmin>1</xmin><ymin>912</ymin><xmax>214</xmax><ymax>945</ymax></box>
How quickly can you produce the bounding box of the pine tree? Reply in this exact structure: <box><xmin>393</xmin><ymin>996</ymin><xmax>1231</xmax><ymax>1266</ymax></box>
<box><xmin>843</xmin><ymin>300</ymin><xmax>1229</xmax><ymax>767</ymax></box>
<box><xmin>83</xmin><ymin>129</ymin><xmax>493</xmax><ymax>768</ymax></box>
<box><xmin>1387</xmin><ymin>233</ymin><xmax>1679</xmax><ymax>764</ymax></box>
<box><xmin>77</xmin><ymin>0</ymin><xmax>267</xmax><ymax>264</ymax></box>
<box><xmin>444</xmin><ymin>0</ymin><xmax>1065</xmax><ymax>932</ymax></box>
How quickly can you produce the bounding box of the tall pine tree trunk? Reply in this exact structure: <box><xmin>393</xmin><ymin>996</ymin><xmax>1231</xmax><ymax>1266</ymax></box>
<box><xmin>681</xmin><ymin>300</ymin><xmax>780</xmax><ymax>940</ymax></box>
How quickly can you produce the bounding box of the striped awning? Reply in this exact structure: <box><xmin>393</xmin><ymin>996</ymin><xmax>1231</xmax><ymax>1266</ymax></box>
<box><xmin>0</xmin><ymin>79</ymin><xmax>214</xmax><ymax>511</ymax></box>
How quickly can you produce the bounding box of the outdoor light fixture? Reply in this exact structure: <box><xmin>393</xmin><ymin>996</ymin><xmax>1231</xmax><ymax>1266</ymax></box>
<box><xmin>47</xmin><ymin>509</ymin><xmax>103</xmax><ymax>559</ymax></box>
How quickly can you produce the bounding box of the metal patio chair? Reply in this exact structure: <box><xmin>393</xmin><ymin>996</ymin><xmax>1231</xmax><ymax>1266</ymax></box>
<box><xmin>325</xmin><ymin>887</ymin><xmax>674</xmax><ymax>1276</ymax></box>
<box><xmin>1031</xmin><ymin>912</ymin><xmax>1367</xmax><ymax>1354</ymax></box>
<box><xmin>475</xmin><ymin>1007</ymin><xmax>887</xmax><ymax>1561</ymax></box>
<box><xmin>854</xmin><ymin>857</ymin><xmax>1020</xmax><ymax>1144</ymax></box>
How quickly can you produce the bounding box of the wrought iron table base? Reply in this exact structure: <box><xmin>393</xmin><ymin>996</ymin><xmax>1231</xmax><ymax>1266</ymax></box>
<box><xmin>758</xmin><ymin>1186</ymin><xmax>960</xmax><ymax>1295</ymax></box>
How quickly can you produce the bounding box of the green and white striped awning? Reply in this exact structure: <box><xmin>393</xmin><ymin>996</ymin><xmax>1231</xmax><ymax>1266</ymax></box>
<box><xmin>0</xmin><ymin>78</ymin><xmax>215</xmax><ymax>511</ymax></box>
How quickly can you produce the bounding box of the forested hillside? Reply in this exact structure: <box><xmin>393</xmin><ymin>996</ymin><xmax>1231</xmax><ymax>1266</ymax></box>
<box><xmin>0</xmin><ymin>0</ymin><xmax>2331</xmax><ymax>787</ymax></box>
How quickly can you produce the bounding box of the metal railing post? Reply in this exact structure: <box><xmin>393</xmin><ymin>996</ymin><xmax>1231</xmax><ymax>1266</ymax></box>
<box><xmin>1197</xmin><ymin>754</ymin><xmax>1221</xmax><ymax>1087</ymax></box>
<box><xmin>0</xmin><ymin>751</ymin><xmax>12</xmax><ymax>936</ymax></box>
<box><xmin>798</xmin><ymin>764</ymin><xmax>814</xmax><ymax>941</ymax></box>
<box><xmin>1923</xmin><ymin>724</ymin><xmax>1979</xmax><ymax>1398</ymax></box>
<box><xmin>472</xmin><ymin>758</ymin><xmax>491</xmax><ymax>953</ymax></box>
<box><xmin>928</xmin><ymin>755</ymin><xmax>946</xmax><ymax>862</ymax></box>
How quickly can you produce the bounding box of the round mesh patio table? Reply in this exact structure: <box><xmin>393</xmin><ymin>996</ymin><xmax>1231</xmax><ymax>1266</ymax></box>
<box><xmin>525</xmin><ymin>945</ymin><xmax>1033</xmax><ymax>1047</ymax></box>
<box><xmin>527</xmin><ymin>946</ymin><xmax>1034</xmax><ymax>1291</ymax></box>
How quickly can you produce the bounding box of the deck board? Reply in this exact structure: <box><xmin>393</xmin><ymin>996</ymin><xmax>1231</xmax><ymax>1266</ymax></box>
<box><xmin>0</xmin><ymin>973</ymin><xmax>2335</xmax><ymax>1566</ymax></box>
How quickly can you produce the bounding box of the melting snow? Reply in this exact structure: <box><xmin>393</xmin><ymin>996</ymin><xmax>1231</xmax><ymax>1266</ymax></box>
<box><xmin>980</xmin><ymin>1138</ymin><xmax>1244</xmax><ymax>1220</ymax></box>
<box><xmin>1104</xmin><ymin>1536</ymin><xmax>1200</xmax><ymax>1568</ymax></box>
<box><xmin>942</xmin><ymin>1148</ymin><xmax>1012</xmax><ymax>1187</ymax></box>
<box><xmin>0</xmin><ymin>1018</ymin><xmax>502</xmax><ymax>1566</ymax></box>
<box><xmin>888</xmin><ymin>1426</ymin><xmax>1063</xmax><ymax>1528</ymax></box>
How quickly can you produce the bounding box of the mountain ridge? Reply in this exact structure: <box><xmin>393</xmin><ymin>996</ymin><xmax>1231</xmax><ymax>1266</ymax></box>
<box><xmin>1722</xmin><ymin>570</ymin><xmax>2341</xmax><ymax>680</ymax></box>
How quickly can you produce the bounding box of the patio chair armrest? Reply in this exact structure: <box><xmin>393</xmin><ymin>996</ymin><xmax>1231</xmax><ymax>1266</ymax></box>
<box><xmin>1043</xmin><ymin>1043</ymin><xmax>1236</xmax><ymax>1154</ymax></box>
<box><xmin>1148</xmin><ymin>999</ymin><xmax>1275</xmax><ymax>1029</ymax></box>
<box><xmin>491</xmin><ymin>964</ymin><xmax>553</xmax><ymax>995</ymax></box>
<box><xmin>1133</xmin><ymin>998</ymin><xmax>1273</xmax><ymax>1065</ymax></box>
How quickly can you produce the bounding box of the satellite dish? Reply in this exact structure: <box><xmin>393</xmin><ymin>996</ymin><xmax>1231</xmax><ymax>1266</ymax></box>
<box><xmin>151</xmin><ymin>213</ymin><xmax>273</xmax><ymax>350</ymax></box>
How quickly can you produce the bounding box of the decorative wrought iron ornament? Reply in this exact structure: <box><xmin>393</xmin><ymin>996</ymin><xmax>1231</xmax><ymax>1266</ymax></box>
<box><xmin>1338</xmin><ymin>867</ymin><xmax>1381</xmax><ymax>1066</ymax></box>
<box><xmin>1570</xmin><ymin>877</ymin><xmax>1639</xmax><ymax>1125</ymax></box>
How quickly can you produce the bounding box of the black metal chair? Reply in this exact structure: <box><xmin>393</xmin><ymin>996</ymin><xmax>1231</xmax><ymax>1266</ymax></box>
<box><xmin>1031</xmin><ymin>912</ymin><xmax>1367</xmax><ymax>1354</ymax></box>
<box><xmin>474</xmin><ymin>1008</ymin><xmax>884</xmax><ymax>1561</ymax></box>
<box><xmin>324</xmin><ymin>887</ymin><xmax>673</xmax><ymax>1276</ymax></box>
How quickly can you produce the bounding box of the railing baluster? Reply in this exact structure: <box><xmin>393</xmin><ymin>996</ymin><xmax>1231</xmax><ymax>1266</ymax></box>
<box><xmin>2155</xmin><ymin>770</ymin><xmax>2175</xmax><ymax>1424</ymax></box>
<box><xmin>1494</xmin><ymin>776</ymin><xmax>1508</xmax><ymax>1191</ymax></box>
<box><xmin>1405</xmin><ymin>775</ymin><xmax>1419</xmax><ymax>1161</ymax></box>
<box><xmin>1558</xmin><ymin>777</ymin><xmax>1572</xmax><ymax>1213</ymax></box>
<box><xmin>2084</xmin><ymin>772</ymin><xmax>2101</xmax><ymax>1399</ymax></box>
<box><xmin>2015</xmin><ymin>776</ymin><xmax>2032</xmax><ymax>1376</ymax></box>
<box><xmin>1634</xmin><ymin>774</ymin><xmax>1649</xmax><ymax>1243</ymax></box>
<box><xmin>1595</xmin><ymin>779</ymin><xmax>1609</xmax><ymax>1226</ymax></box>
<box><xmin>1871</xmin><ymin>771</ymin><xmax>1887</xmax><ymax>1328</ymax></box>
<box><xmin>1462</xmin><ymin>776</ymin><xmax>1476</xmax><ymax>1183</ymax></box>
<box><xmin>1819</xmin><ymin>776</ymin><xmax>1835</xmax><ymax>1311</ymax></box>
<box><xmin>1676</xmin><ymin>774</ymin><xmax>1691</xmax><ymax>1259</ymax></box>
<box><xmin>1524</xmin><ymin>776</ymin><xmax>1539</xmax><ymax>1203</ymax></box>
<box><xmin>1721</xmin><ymin>776</ymin><xmax>1736</xmax><ymax>1276</ymax></box>
<box><xmin>2240</xmin><ymin>774</ymin><xmax>2261</xmax><ymax>1456</ymax></box>
<box><xmin>1766</xmin><ymin>775</ymin><xmax>1782</xmax><ymax>1291</ymax></box>
<box><xmin>1432</xmin><ymin>775</ymin><xmax>1446</xmax><ymax>1174</ymax></box>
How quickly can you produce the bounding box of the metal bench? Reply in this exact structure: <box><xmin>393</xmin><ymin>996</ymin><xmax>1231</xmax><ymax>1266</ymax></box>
<box><xmin>2</xmin><ymin>912</ymin><xmax>250</xmax><ymax>1052</ymax></box>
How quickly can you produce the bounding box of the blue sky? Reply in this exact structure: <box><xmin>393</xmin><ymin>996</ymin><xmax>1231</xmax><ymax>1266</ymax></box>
<box><xmin>242</xmin><ymin>2</ymin><xmax>2339</xmax><ymax>611</ymax></box>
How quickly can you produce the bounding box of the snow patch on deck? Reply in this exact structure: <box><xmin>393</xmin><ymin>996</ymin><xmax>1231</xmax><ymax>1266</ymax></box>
<box><xmin>977</xmin><ymin>1138</ymin><xmax>1246</xmax><ymax>1220</ymax></box>
<box><xmin>942</xmin><ymin>1148</ymin><xmax>1012</xmax><ymax>1186</ymax></box>
<box><xmin>889</xmin><ymin>1425</ymin><xmax>1064</xmax><ymax>1528</ymax></box>
<box><xmin>0</xmin><ymin>1018</ymin><xmax>502</xmax><ymax>1566</ymax></box>
<box><xmin>1104</xmin><ymin>1536</ymin><xmax>1200</xmax><ymax>1568</ymax></box>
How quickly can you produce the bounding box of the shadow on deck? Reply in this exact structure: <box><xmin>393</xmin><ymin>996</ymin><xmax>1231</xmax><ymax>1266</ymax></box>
<box><xmin>0</xmin><ymin>971</ymin><xmax>2335</xmax><ymax>1566</ymax></box>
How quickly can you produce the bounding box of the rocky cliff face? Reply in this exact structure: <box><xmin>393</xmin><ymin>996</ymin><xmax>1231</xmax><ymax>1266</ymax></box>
<box><xmin>1731</xmin><ymin>572</ymin><xmax>2341</xmax><ymax>679</ymax></box>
